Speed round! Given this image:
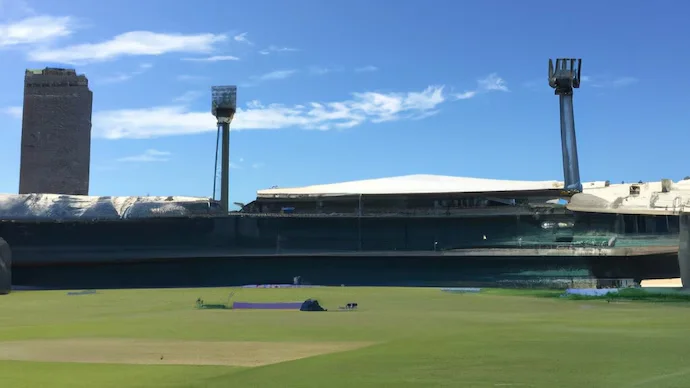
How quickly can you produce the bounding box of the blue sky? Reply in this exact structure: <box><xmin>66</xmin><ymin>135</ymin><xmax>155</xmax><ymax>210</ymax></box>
<box><xmin>1</xmin><ymin>0</ymin><xmax>689</xmax><ymax>206</ymax></box>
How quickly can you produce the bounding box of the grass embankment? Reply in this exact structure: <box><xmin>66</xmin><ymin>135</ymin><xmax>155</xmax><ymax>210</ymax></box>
<box><xmin>562</xmin><ymin>288</ymin><xmax>690</xmax><ymax>302</ymax></box>
<box><xmin>1</xmin><ymin>287</ymin><xmax>690</xmax><ymax>387</ymax></box>
<box><xmin>485</xmin><ymin>287</ymin><xmax>690</xmax><ymax>302</ymax></box>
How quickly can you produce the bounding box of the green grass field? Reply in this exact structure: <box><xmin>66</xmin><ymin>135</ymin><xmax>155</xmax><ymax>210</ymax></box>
<box><xmin>2</xmin><ymin>286</ymin><xmax>690</xmax><ymax>387</ymax></box>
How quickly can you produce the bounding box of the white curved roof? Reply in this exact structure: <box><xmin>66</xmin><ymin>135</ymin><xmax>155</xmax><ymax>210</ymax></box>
<box><xmin>567</xmin><ymin>179</ymin><xmax>690</xmax><ymax>215</ymax></box>
<box><xmin>0</xmin><ymin>193</ymin><xmax>218</xmax><ymax>221</ymax></box>
<box><xmin>257</xmin><ymin>174</ymin><xmax>609</xmax><ymax>198</ymax></box>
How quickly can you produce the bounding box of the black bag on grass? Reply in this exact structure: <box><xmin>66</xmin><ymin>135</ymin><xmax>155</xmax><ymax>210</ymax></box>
<box><xmin>300</xmin><ymin>299</ymin><xmax>326</xmax><ymax>312</ymax></box>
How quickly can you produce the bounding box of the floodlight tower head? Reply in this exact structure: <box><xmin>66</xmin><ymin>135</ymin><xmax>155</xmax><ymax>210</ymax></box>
<box><xmin>211</xmin><ymin>85</ymin><xmax>237</xmax><ymax>213</ymax></box>
<box><xmin>211</xmin><ymin>85</ymin><xmax>237</xmax><ymax>124</ymax></box>
<box><xmin>548</xmin><ymin>58</ymin><xmax>582</xmax><ymax>96</ymax></box>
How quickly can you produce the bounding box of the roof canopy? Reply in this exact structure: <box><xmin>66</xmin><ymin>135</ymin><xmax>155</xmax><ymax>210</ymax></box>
<box><xmin>0</xmin><ymin>193</ymin><xmax>216</xmax><ymax>221</ymax></box>
<box><xmin>257</xmin><ymin>174</ymin><xmax>608</xmax><ymax>198</ymax></box>
<box><xmin>567</xmin><ymin>179</ymin><xmax>690</xmax><ymax>215</ymax></box>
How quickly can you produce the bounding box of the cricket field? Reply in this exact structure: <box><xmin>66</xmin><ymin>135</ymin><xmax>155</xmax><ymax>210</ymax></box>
<box><xmin>1</xmin><ymin>287</ymin><xmax>690</xmax><ymax>387</ymax></box>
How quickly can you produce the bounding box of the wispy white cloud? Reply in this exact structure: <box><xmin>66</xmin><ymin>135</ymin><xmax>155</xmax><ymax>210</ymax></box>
<box><xmin>98</xmin><ymin>74</ymin><xmax>132</xmax><ymax>84</ymax></box>
<box><xmin>578</xmin><ymin>75</ymin><xmax>637</xmax><ymax>88</ymax></box>
<box><xmin>98</xmin><ymin>63</ymin><xmax>153</xmax><ymax>84</ymax></box>
<box><xmin>1</xmin><ymin>106</ymin><xmax>22</xmax><ymax>119</ymax></box>
<box><xmin>251</xmin><ymin>162</ymin><xmax>265</xmax><ymax>169</ymax></box>
<box><xmin>181</xmin><ymin>55</ymin><xmax>239</xmax><ymax>62</ymax></box>
<box><xmin>355</xmin><ymin>65</ymin><xmax>378</xmax><ymax>73</ymax></box>
<box><xmin>117</xmin><ymin>149</ymin><xmax>171</xmax><ymax>162</ymax></box>
<box><xmin>93</xmin><ymin>85</ymin><xmax>452</xmax><ymax>139</ymax></box>
<box><xmin>453</xmin><ymin>91</ymin><xmax>476</xmax><ymax>100</ymax></box>
<box><xmin>308</xmin><ymin>66</ymin><xmax>340</xmax><ymax>75</ymax></box>
<box><xmin>477</xmin><ymin>73</ymin><xmax>509</xmax><ymax>92</ymax></box>
<box><xmin>611</xmin><ymin>77</ymin><xmax>638</xmax><ymax>87</ymax></box>
<box><xmin>253</xmin><ymin>69</ymin><xmax>297</xmax><ymax>81</ymax></box>
<box><xmin>233</xmin><ymin>32</ymin><xmax>253</xmax><ymax>45</ymax></box>
<box><xmin>258</xmin><ymin>45</ymin><xmax>299</xmax><ymax>55</ymax></box>
<box><xmin>0</xmin><ymin>15</ymin><xmax>73</xmax><ymax>48</ymax></box>
<box><xmin>173</xmin><ymin>91</ymin><xmax>203</xmax><ymax>103</ymax></box>
<box><xmin>452</xmin><ymin>73</ymin><xmax>509</xmax><ymax>100</ymax></box>
<box><xmin>176</xmin><ymin>74</ymin><xmax>209</xmax><ymax>83</ymax></box>
<box><xmin>28</xmin><ymin>31</ymin><xmax>227</xmax><ymax>64</ymax></box>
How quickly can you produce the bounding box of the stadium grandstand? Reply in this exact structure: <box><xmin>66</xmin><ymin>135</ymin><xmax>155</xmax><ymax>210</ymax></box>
<box><xmin>241</xmin><ymin>174</ymin><xmax>608</xmax><ymax>216</ymax></box>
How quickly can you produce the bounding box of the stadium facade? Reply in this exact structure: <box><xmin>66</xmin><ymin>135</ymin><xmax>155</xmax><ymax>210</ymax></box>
<box><xmin>1</xmin><ymin>175</ymin><xmax>682</xmax><ymax>288</ymax></box>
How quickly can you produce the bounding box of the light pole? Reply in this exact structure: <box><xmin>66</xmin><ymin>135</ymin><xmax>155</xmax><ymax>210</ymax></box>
<box><xmin>548</xmin><ymin>58</ymin><xmax>583</xmax><ymax>194</ymax></box>
<box><xmin>211</xmin><ymin>85</ymin><xmax>237</xmax><ymax>213</ymax></box>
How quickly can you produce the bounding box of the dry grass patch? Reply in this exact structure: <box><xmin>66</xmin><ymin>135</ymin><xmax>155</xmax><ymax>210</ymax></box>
<box><xmin>0</xmin><ymin>338</ymin><xmax>374</xmax><ymax>367</ymax></box>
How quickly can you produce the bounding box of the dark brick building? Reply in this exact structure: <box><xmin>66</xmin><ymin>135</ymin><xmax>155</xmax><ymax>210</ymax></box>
<box><xmin>19</xmin><ymin>68</ymin><xmax>93</xmax><ymax>195</ymax></box>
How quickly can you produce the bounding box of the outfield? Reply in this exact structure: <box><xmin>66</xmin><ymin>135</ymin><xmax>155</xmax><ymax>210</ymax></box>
<box><xmin>1</xmin><ymin>287</ymin><xmax>690</xmax><ymax>387</ymax></box>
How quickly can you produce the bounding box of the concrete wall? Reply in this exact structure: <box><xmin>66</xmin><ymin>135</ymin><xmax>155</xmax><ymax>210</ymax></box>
<box><xmin>2</xmin><ymin>214</ymin><xmax>680</xmax><ymax>286</ymax></box>
<box><xmin>679</xmin><ymin>212</ymin><xmax>689</xmax><ymax>287</ymax></box>
<box><xmin>10</xmin><ymin>255</ymin><xmax>597</xmax><ymax>289</ymax></box>
<box><xmin>0</xmin><ymin>238</ymin><xmax>11</xmax><ymax>294</ymax></box>
<box><xmin>1</xmin><ymin>214</ymin><xmax>565</xmax><ymax>253</ymax></box>
<box><xmin>10</xmin><ymin>253</ymin><xmax>680</xmax><ymax>290</ymax></box>
<box><xmin>0</xmin><ymin>210</ymin><xmax>631</xmax><ymax>258</ymax></box>
<box><xmin>19</xmin><ymin>74</ymin><xmax>93</xmax><ymax>195</ymax></box>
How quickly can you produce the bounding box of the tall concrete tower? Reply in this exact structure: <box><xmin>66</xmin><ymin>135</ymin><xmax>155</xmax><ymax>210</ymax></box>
<box><xmin>19</xmin><ymin>68</ymin><xmax>93</xmax><ymax>196</ymax></box>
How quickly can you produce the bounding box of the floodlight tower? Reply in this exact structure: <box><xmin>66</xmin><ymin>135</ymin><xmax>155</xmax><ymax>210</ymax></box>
<box><xmin>211</xmin><ymin>85</ymin><xmax>237</xmax><ymax>213</ymax></box>
<box><xmin>549</xmin><ymin>58</ymin><xmax>583</xmax><ymax>194</ymax></box>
